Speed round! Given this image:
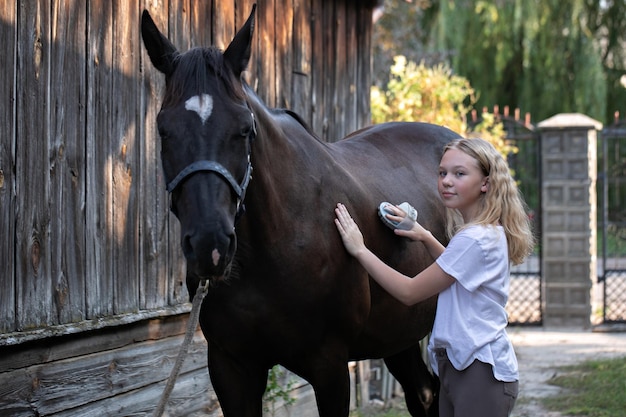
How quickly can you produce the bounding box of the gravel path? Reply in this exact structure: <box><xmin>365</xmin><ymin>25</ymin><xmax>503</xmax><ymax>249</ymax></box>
<box><xmin>509</xmin><ymin>325</ymin><xmax>626</xmax><ymax>417</ymax></box>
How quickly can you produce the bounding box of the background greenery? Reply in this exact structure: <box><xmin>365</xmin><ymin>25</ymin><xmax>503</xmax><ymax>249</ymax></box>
<box><xmin>372</xmin><ymin>0</ymin><xmax>626</xmax><ymax>126</ymax></box>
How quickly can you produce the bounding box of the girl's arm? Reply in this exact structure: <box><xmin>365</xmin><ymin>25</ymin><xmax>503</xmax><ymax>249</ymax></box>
<box><xmin>351</xmin><ymin>247</ymin><xmax>455</xmax><ymax>305</ymax></box>
<box><xmin>334</xmin><ymin>203</ymin><xmax>455</xmax><ymax>306</ymax></box>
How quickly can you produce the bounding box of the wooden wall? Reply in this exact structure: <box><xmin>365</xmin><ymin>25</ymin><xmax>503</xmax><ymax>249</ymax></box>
<box><xmin>0</xmin><ymin>0</ymin><xmax>376</xmax><ymax>414</ymax></box>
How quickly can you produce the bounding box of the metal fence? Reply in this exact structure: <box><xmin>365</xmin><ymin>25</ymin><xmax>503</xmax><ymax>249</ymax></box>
<box><xmin>598</xmin><ymin>118</ymin><xmax>626</xmax><ymax>323</ymax></box>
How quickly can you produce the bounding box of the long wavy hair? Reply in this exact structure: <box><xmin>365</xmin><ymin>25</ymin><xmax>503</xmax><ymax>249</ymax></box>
<box><xmin>443</xmin><ymin>138</ymin><xmax>535</xmax><ymax>265</ymax></box>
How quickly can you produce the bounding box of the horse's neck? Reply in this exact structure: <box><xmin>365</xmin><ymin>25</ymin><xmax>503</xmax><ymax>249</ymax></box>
<box><xmin>246</xmin><ymin>102</ymin><xmax>334</xmax><ymax>216</ymax></box>
<box><xmin>247</xmin><ymin>93</ymin><xmax>328</xmax><ymax>164</ymax></box>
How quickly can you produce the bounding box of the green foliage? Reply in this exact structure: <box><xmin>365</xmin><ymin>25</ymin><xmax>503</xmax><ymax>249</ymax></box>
<box><xmin>544</xmin><ymin>356</ymin><xmax>626</xmax><ymax>416</ymax></box>
<box><xmin>263</xmin><ymin>366</ymin><xmax>296</xmax><ymax>415</ymax></box>
<box><xmin>373</xmin><ymin>0</ymin><xmax>626</xmax><ymax>125</ymax></box>
<box><xmin>371</xmin><ymin>55</ymin><xmax>514</xmax><ymax>158</ymax></box>
<box><xmin>372</xmin><ymin>0</ymin><xmax>436</xmax><ymax>83</ymax></box>
<box><xmin>371</xmin><ymin>56</ymin><xmax>473</xmax><ymax>132</ymax></box>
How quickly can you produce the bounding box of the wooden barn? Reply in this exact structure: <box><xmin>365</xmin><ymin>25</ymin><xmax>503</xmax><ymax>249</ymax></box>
<box><xmin>0</xmin><ymin>0</ymin><xmax>381</xmax><ymax>415</ymax></box>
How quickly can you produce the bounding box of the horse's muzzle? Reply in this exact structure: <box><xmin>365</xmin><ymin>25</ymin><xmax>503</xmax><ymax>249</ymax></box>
<box><xmin>181</xmin><ymin>227</ymin><xmax>236</xmax><ymax>280</ymax></box>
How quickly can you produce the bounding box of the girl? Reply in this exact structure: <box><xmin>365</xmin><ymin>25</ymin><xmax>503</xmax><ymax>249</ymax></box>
<box><xmin>334</xmin><ymin>137</ymin><xmax>534</xmax><ymax>417</ymax></box>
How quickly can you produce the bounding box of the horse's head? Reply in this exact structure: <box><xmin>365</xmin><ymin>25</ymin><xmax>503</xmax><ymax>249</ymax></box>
<box><xmin>141</xmin><ymin>6</ymin><xmax>257</xmax><ymax>286</ymax></box>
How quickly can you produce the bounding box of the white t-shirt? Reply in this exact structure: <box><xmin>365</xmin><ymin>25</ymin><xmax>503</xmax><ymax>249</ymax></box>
<box><xmin>428</xmin><ymin>224</ymin><xmax>519</xmax><ymax>382</ymax></box>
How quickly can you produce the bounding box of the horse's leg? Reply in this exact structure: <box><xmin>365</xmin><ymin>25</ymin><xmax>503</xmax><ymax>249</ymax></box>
<box><xmin>292</xmin><ymin>347</ymin><xmax>351</xmax><ymax>417</ymax></box>
<box><xmin>310</xmin><ymin>363</ymin><xmax>351</xmax><ymax>416</ymax></box>
<box><xmin>384</xmin><ymin>344</ymin><xmax>439</xmax><ymax>417</ymax></box>
<box><xmin>207</xmin><ymin>343</ymin><xmax>268</xmax><ymax>417</ymax></box>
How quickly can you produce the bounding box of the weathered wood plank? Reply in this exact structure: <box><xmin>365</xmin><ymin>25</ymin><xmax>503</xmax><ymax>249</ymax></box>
<box><xmin>111</xmin><ymin>0</ymin><xmax>140</xmax><ymax>314</ymax></box>
<box><xmin>189</xmin><ymin>0</ymin><xmax>213</xmax><ymax>48</ymax></box>
<box><xmin>0</xmin><ymin>0</ymin><xmax>16</xmax><ymax>333</ymax></box>
<box><xmin>53</xmin><ymin>368</ymin><xmax>220</xmax><ymax>417</ymax></box>
<box><xmin>256</xmin><ymin>0</ymin><xmax>276</xmax><ymax>106</ymax></box>
<box><xmin>356</xmin><ymin>5</ymin><xmax>373</xmax><ymax>130</ymax></box>
<box><xmin>15</xmin><ymin>0</ymin><xmax>53</xmax><ymax>330</ymax></box>
<box><xmin>86</xmin><ymin>0</ymin><xmax>115</xmax><ymax>318</ymax></box>
<box><xmin>344</xmin><ymin>1</ymin><xmax>359</xmax><ymax>135</ymax></box>
<box><xmin>0</xmin><ymin>333</ymin><xmax>209</xmax><ymax>416</ymax></box>
<box><xmin>291</xmin><ymin>0</ymin><xmax>313</xmax><ymax>124</ymax></box>
<box><xmin>168</xmin><ymin>0</ymin><xmax>192</xmax><ymax>51</ymax></box>
<box><xmin>48</xmin><ymin>0</ymin><xmax>88</xmax><ymax>325</ymax></box>
<box><xmin>0</xmin><ymin>312</ymin><xmax>192</xmax><ymax>372</ymax></box>
<box><xmin>311</xmin><ymin>0</ymin><xmax>326</xmax><ymax>138</ymax></box>
<box><xmin>333</xmin><ymin>1</ymin><xmax>348</xmax><ymax>140</ymax></box>
<box><xmin>275</xmin><ymin>0</ymin><xmax>294</xmax><ymax>110</ymax></box>
<box><xmin>140</xmin><ymin>1</ymin><xmax>170</xmax><ymax>311</ymax></box>
<box><xmin>321</xmin><ymin>1</ymin><xmax>336</xmax><ymax>140</ymax></box>
<box><xmin>213</xmin><ymin>0</ymin><xmax>233</xmax><ymax>51</ymax></box>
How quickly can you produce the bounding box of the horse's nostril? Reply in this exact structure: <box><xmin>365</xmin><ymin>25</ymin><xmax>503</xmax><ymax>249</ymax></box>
<box><xmin>212</xmin><ymin>248</ymin><xmax>222</xmax><ymax>266</ymax></box>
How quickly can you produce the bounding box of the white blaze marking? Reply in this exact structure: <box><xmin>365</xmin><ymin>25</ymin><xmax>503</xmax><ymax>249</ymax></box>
<box><xmin>185</xmin><ymin>94</ymin><xmax>213</xmax><ymax>124</ymax></box>
<box><xmin>212</xmin><ymin>248</ymin><xmax>221</xmax><ymax>266</ymax></box>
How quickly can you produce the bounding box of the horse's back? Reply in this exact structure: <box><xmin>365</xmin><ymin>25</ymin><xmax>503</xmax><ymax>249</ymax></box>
<box><xmin>336</xmin><ymin>121</ymin><xmax>458</xmax><ymax>168</ymax></box>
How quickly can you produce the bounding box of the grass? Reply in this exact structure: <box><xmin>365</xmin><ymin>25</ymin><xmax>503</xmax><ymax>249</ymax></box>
<box><xmin>349</xmin><ymin>398</ymin><xmax>411</xmax><ymax>417</ymax></box>
<box><xmin>350</xmin><ymin>408</ymin><xmax>410</xmax><ymax>417</ymax></box>
<box><xmin>544</xmin><ymin>356</ymin><xmax>626</xmax><ymax>417</ymax></box>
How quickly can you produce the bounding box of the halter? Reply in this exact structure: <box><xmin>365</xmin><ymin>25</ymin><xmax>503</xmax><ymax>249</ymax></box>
<box><xmin>165</xmin><ymin>111</ymin><xmax>256</xmax><ymax>218</ymax></box>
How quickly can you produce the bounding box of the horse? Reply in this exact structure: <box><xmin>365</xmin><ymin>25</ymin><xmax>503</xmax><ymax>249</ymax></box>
<box><xmin>141</xmin><ymin>5</ymin><xmax>461</xmax><ymax>417</ymax></box>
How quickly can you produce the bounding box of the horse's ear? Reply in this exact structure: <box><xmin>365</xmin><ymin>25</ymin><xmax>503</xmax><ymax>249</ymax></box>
<box><xmin>141</xmin><ymin>10</ymin><xmax>178</xmax><ymax>76</ymax></box>
<box><xmin>223</xmin><ymin>4</ymin><xmax>257</xmax><ymax>78</ymax></box>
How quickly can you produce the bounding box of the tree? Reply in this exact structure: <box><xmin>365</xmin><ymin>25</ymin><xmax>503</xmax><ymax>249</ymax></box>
<box><xmin>373</xmin><ymin>0</ymin><xmax>626</xmax><ymax>125</ymax></box>
<box><xmin>584</xmin><ymin>0</ymin><xmax>626</xmax><ymax>123</ymax></box>
<box><xmin>372</xmin><ymin>0</ymin><xmax>436</xmax><ymax>86</ymax></box>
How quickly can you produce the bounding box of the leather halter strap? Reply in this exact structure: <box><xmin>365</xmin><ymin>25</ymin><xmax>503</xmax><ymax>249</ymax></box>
<box><xmin>165</xmin><ymin>111</ymin><xmax>256</xmax><ymax>209</ymax></box>
<box><xmin>166</xmin><ymin>159</ymin><xmax>252</xmax><ymax>198</ymax></box>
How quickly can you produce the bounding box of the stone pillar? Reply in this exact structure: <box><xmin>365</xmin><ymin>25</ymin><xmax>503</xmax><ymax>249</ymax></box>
<box><xmin>538</xmin><ymin>113</ymin><xmax>602</xmax><ymax>327</ymax></box>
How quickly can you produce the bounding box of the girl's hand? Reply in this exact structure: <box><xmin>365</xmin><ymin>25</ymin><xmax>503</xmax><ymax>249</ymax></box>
<box><xmin>334</xmin><ymin>203</ymin><xmax>366</xmax><ymax>257</ymax></box>
<box><xmin>383</xmin><ymin>204</ymin><xmax>430</xmax><ymax>242</ymax></box>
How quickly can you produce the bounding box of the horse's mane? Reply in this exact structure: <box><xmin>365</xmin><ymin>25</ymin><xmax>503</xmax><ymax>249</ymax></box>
<box><xmin>241</xmin><ymin>83</ymin><xmax>323</xmax><ymax>142</ymax></box>
<box><xmin>276</xmin><ymin>108</ymin><xmax>323</xmax><ymax>142</ymax></box>
<box><xmin>163</xmin><ymin>47</ymin><xmax>246</xmax><ymax>108</ymax></box>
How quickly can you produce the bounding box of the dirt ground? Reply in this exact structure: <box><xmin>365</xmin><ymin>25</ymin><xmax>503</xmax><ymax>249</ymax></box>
<box><xmin>509</xmin><ymin>325</ymin><xmax>626</xmax><ymax>417</ymax></box>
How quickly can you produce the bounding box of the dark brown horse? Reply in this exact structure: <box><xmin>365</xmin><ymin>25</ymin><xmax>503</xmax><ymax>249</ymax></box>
<box><xmin>141</xmin><ymin>5</ymin><xmax>460</xmax><ymax>416</ymax></box>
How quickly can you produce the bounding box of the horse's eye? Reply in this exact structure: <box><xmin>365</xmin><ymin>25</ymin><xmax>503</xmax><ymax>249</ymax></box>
<box><xmin>240</xmin><ymin>124</ymin><xmax>252</xmax><ymax>138</ymax></box>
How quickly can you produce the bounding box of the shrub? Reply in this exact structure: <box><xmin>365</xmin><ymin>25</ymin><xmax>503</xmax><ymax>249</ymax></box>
<box><xmin>371</xmin><ymin>56</ymin><xmax>515</xmax><ymax>157</ymax></box>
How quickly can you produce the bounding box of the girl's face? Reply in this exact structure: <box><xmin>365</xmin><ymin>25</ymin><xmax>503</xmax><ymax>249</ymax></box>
<box><xmin>438</xmin><ymin>148</ymin><xmax>489</xmax><ymax>222</ymax></box>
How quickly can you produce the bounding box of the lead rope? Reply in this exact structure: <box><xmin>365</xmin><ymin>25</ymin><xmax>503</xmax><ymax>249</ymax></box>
<box><xmin>153</xmin><ymin>280</ymin><xmax>210</xmax><ymax>417</ymax></box>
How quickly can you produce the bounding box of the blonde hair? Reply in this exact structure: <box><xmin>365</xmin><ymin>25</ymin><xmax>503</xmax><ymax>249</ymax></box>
<box><xmin>443</xmin><ymin>138</ymin><xmax>535</xmax><ymax>265</ymax></box>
